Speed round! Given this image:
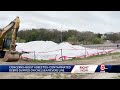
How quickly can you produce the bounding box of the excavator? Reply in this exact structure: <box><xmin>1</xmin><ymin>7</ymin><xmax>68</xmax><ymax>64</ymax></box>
<box><xmin>0</xmin><ymin>16</ymin><xmax>22</xmax><ymax>62</ymax></box>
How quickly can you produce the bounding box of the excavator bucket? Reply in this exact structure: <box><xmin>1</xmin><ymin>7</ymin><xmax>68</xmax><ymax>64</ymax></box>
<box><xmin>3</xmin><ymin>51</ymin><xmax>21</xmax><ymax>62</ymax></box>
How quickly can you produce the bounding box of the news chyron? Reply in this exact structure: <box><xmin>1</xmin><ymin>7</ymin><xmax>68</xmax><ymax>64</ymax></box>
<box><xmin>0</xmin><ymin>64</ymin><xmax>119</xmax><ymax>73</ymax></box>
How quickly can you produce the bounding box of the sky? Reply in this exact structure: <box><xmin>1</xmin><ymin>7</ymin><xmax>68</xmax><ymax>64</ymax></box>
<box><xmin>0</xmin><ymin>11</ymin><xmax>120</xmax><ymax>34</ymax></box>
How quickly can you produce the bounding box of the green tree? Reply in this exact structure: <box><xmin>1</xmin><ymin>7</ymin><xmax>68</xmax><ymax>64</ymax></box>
<box><xmin>97</xmin><ymin>33</ymin><xmax>102</xmax><ymax>38</ymax></box>
<box><xmin>105</xmin><ymin>33</ymin><xmax>119</xmax><ymax>43</ymax></box>
<box><xmin>16</xmin><ymin>37</ymin><xmax>26</xmax><ymax>43</ymax></box>
<box><xmin>92</xmin><ymin>38</ymin><xmax>103</xmax><ymax>44</ymax></box>
<box><xmin>67</xmin><ymin>35</ymin><xmax>78</xmax><ymax>45</ymax></box>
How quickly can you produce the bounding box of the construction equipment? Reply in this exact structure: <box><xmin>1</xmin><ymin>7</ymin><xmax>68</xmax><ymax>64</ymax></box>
<box><xmin>0</xmin><ymin>16</ymin><xmax>22</xmax><ymax>62</ymax></box>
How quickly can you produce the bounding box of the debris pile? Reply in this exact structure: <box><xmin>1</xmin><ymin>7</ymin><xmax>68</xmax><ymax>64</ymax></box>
<box><xmin>16</xmin><ymin>41</ymin><xmax>116</xmax><ymax>61</ymax></box>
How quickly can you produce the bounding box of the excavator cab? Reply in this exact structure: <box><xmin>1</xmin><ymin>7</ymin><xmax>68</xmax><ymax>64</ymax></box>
<box><xmin>3</xmin><ymin>38</ymin><xmax>11</xmax><ymax>49</ymax></box>
<box><xmin>0</xmin><ymin>38</ymin><xmax>11</xmax><ymax>58</ymax></box>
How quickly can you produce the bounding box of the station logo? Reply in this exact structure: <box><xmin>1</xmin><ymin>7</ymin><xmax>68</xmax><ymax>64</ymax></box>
<box><xmin>79</xmin><ymin>65</ymin><xmax>89</xmax><ymax>72</ymax></box>
<box><xmin>100</xmin><ymin>64</ymin><xmax>107</xmax><ymax>72</ymax></box>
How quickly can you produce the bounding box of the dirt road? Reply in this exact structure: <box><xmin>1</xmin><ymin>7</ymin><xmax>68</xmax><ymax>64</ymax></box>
<box><xmin>0</xmin><ymin>52</ymin><xmax>120</xmax><ymax>79</ymax></box>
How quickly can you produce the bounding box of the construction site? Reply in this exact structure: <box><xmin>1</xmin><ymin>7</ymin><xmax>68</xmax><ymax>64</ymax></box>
<box><xmin>1</xmin><ymin>12</ymin><xmax>120</xmax><ymax>79</ymax></box>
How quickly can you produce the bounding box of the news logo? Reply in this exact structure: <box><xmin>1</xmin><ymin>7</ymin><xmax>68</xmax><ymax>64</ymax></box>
<box><xmin>71</xmin><ymin>65</ymin><xmax>98</xmax><ymax>73</ymax></box>
<box><xmin>100</xmin><ymin>64</ymin><xmax>108</xmax><ymax>72</ymax></box>
<box><xmin>100</xmin><ymin>64</ymin><xmax>105</xmax><ymax>71</ymax></box>
<box><xmin>79</xmin><ymin>65</ymin><xmax>89</xmax><ymax>72</ymax></box>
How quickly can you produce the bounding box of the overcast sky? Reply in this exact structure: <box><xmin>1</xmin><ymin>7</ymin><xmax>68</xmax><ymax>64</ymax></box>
<box><xmin>0</xmin><ymin>11</ymin><xmax>120</xmax><ymax>34</ymax></box>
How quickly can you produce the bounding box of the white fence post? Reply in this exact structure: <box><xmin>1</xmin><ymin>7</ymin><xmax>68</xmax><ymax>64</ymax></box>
<box><xmin>97</xmin><ymin>46</ymin><xmax>98</xmax><ymax>55</ymax></box>
<box><xmin>85</xmin><ymin>47</ymin><xmax>86</xmax><ymax>57</ymax></box>
<box><xmin>34</xmin><ymin>51</ymin><xmax>36</xmax><ymax>60</ymax></box>
<box><xmin>61</xmin><ymin>49</ymin><xmax>63</xmax><ymax>61</ymax></box>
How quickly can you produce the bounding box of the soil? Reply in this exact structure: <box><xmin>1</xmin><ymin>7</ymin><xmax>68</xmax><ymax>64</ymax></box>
<box><xmin>0</xmin><ymin>51</ymin><xmax>120</xmax><ymax>79</ymax></box>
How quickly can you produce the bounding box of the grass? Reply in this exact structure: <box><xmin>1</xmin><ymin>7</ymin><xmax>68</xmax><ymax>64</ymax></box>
<box><xmin>68</xmin><ymin>52</ymin><xmax>120</xmax><ymax>61</ymax></box>
<box><xmin>27</xmin><ymin>52</ymin><xmax>120</xmax><ymax>63</ymax></box>
<box><xmin>28</xmin><ymin>59</ymin><xmax>56</xmax><ymax>63</ymax></box>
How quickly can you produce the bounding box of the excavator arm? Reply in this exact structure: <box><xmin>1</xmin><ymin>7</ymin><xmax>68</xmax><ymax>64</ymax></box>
<box><xmin>0</xmin><ymin>17</ymin><xmax>21</xmax><ymax>62</ymax></box>
<box><xmin>10</xmin><ymin>17</ymin><xmax>20</xmax><ymax>51</ymax></box>
<box><xmin>0</xmin><ymin>17</ymin><xmax>20</xmax><ymax>51</ymax></box>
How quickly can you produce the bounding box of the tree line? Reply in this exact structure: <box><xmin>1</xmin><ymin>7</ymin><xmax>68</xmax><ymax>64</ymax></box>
<box><xmin>11</xmin><ymin>28</ymin><xmax>120</xmax><ymax>45</ymax></box>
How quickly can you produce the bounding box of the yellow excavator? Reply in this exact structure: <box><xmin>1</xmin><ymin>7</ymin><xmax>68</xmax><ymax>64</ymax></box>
<box><xmin>0</xmin><ymin>16</ymin><xmax>22</xmax><ymax>62</ymax></box>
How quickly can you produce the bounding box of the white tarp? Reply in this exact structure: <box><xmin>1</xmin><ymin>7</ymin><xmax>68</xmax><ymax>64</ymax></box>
<box><xmin>16</xmin><ymin>41</ymin><xmax>116</xmax><ymax>61</ymax></box>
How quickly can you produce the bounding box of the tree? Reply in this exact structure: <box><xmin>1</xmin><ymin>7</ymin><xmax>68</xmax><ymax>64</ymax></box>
<box><xmin>97</xmin><ymin>33</ymin><xmax>102</xmax><ymax>38</ymax></box>
<box><xmin>105</xmin><ymin>33</ymin><xmax>119</xmax><ymax>43</ymax></box>
<box><xmin>67</xmin><ymin>35</ymin><xmax>78</xmax><ymax>45</ymax></box>
<box><xmin>16</xmin><ymin>37</ymin><xmax>26</xmax><ymax>43</ymax></box>
<box><xmin>78</xmin><ymin>31</ymin><xmax>96</xmax><ymax>44</ymax></box>
<box><xmin>92</xmin><ymin>38</ymin><xmax>103</xmax><ymax>44</ymax></box>
<box><xmin>17</xmin><ymin>28</ymin><xmax>107</xmax><ymax>44</ymax></box>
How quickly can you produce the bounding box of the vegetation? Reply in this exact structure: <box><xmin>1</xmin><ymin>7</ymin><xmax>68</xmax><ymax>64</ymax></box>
<box><xmin>6</xmin><ymin>28</ymin><xmax>120</xmax><ymax>45</ymax></box>
<box><xmin>14</xmin><ymin>28</ymin><xmax>102</xmax><ymax>44</ymax></box>
<box><xmin>92</xmin><ymin>38</ymin><xmax>103</xmax><ymax>44</ymax></box>
<box><xmin>104</xmin><ymin>32</ymin><xmax>120</xmax><ymax>43</ymax></box>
